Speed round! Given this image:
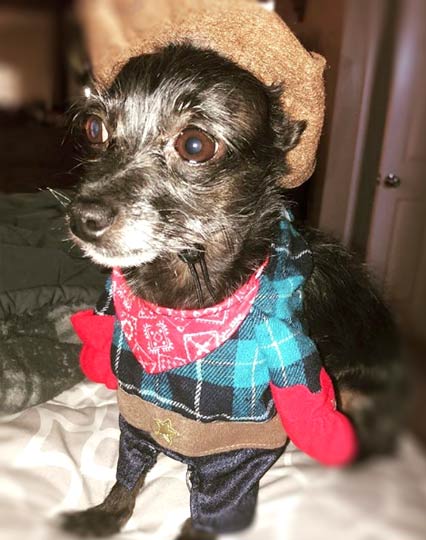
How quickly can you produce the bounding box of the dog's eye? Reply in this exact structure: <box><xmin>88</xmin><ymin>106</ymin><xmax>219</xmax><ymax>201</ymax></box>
<box><xmin>175</xmin><ymin>128</ymin><xmax>217</xmax><ymax>163</ymax></box>
<box><xmin>84</xmin><ymin>115</ymin><xmax>109</xmax><ymax>145</ymax></box>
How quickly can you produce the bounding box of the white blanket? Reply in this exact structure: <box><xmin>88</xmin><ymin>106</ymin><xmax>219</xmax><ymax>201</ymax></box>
<box><xmin>1</xmin><ymin>381</ymin><xmax>425</xmax><ymax>540</ymax></box>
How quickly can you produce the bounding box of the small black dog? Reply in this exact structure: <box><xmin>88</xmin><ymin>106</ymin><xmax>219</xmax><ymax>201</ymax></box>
<box><xmin>63</xmin><ymin>44</ymin><xmax>404</xmax><ymax>539</ymax></box>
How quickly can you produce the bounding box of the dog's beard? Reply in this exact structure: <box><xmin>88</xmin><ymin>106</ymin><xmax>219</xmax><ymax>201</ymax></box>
<box><xmin>71</xmin><ymin>218</ymin><xmax>160</xmax><ymax>268</ymax></box>
<box><xmin>80</xmin><ymin>244</ymin><xmax>158</xmax><ymax>268</ymax></box>
<box><xmin>72</xmin><ymin>213</ymin><xmax>211</xmax><ymax>268</ymax></box>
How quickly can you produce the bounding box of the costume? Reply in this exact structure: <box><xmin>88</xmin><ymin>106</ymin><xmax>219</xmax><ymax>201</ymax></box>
<box><xmin>72</xmin><ymin>217</ymin><xmax>357</xmax><ymax>532</ymax></box>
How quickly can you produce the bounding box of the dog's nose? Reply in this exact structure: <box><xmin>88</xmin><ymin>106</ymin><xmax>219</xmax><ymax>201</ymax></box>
<box><xmin>69</xmin><ymin>199</ymin><xmax>117</xmax><ymax>242</ymax></box>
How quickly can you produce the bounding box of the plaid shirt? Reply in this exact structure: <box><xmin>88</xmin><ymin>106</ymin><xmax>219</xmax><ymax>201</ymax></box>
<box><xmin>98</xmin><ymin>218</ymin><xmax>322</xmax><ymax>423</ymax></box>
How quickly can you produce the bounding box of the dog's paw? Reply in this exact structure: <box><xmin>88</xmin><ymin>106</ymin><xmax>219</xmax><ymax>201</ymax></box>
<box><xmin>175</xmin><ymin>519</ymin><xmax>216</xmax><ymax>540</ymax></box>
<box><xmin>60</xmin><ymin>509</ymin><xmax>122</xmax><ymax>537</ymax></box>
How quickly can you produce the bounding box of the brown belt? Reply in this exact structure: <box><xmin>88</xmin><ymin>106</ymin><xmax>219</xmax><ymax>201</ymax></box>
<box><xmin>117</xmin><ymin>388</ymin><xmax>288</xmax><ymax>457</ymax></box>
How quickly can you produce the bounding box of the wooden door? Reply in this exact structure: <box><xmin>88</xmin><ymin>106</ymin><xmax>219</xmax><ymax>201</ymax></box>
<box><xmin>367</xmin><ymin>0</ymin><xmax>426</xmax><ymax>343</ymax></box>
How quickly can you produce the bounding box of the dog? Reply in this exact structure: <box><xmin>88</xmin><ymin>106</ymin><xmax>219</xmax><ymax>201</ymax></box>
<box><xmin>62</xmin><ymin>43</ymin><xmax>405</xmax><ymax>539</ymax></box>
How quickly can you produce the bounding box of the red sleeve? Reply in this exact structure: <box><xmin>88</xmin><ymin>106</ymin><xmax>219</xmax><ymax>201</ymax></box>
<box><xmin>71</xmin><ymin>309</ymin><xmax>117</xmax><ymax>390</ymax></box>
<box><xmin>271</xmin><ymin>368</ymin><xmax>358</xmax><ymax>466</ymax></box>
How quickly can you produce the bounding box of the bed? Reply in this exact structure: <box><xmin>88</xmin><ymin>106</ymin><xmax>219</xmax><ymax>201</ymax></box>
<box><xmin>1</xmin><ymin>379</ymin><xmax>426</xmax><ymax>540</ymax></box>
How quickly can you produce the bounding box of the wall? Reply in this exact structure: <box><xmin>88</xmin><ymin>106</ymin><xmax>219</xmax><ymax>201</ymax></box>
<box><xmin>0</xmin><ymin>7</ymin><xmax>54</xmax><ymax>109</ymax></box>
<box><xmin>275</xmin><ymin>0</ymin><xmax>345</xmax><ymax>225</ymax></box>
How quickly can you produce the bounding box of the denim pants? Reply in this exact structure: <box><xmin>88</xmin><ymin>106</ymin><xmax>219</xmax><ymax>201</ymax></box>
<box><xmin>116</xmin><ymin>415</ymin><xmax>285</xmax><ymax>534</ymax></box>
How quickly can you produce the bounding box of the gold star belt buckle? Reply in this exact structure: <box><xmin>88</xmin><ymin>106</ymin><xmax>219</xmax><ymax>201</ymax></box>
<box><xmin>153</xmin><ymin>418</ymin><xmax>179</xmax><ymax>446</ymax></box>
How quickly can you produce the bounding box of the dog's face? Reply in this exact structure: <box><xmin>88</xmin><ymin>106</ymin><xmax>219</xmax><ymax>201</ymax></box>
<box><xmin>69</xmin><ymin>44</ymin><xmax>304</xmax><ymax>269</ymax></box>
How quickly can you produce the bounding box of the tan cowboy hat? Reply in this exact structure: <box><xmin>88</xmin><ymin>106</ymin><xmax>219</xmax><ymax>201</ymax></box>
<box><xmin>77</xmin><ymin>0</ymin><xmax>325</xmax><ymax>188</ymax></box>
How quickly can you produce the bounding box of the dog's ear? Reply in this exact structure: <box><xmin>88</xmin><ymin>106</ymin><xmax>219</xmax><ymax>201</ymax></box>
<box><xmin>283</xmin><ymin>119</ymin><xmax>307</xmax><ymax>152</ymax></box>
<box><xmin>267</xmin><ymin>83</ymin><xmax>307</xmax><ymax>154</ymax></box>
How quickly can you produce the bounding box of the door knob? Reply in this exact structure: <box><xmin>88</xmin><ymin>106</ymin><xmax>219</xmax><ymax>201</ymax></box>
<box><xmin>384</xmin><ymin>173</ymin><xmax>401</xmax><ymax>188</ymax></box>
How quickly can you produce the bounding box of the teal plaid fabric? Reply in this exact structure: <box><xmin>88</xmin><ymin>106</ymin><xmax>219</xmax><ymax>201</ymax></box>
<box><xmin>100</xmin><ymin>216</ymin><xmax>322</xmax><ymax>423</ymax></box>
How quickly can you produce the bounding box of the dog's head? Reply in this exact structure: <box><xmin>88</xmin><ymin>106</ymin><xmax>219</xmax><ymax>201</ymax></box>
<box><xmin>68</xmin><ymin>44</ymin><xmax>305</xmax><ymax>269</ymax></box>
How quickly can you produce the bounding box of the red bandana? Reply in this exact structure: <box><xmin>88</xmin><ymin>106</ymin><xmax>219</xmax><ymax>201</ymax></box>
<box><xmin>111</xmin><ymin>264</ymin><xmax>266</xmax><ymax>374</ymax></box>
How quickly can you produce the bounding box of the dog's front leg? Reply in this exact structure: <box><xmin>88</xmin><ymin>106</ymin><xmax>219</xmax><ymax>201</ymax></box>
<box><xmin>61</xmin><ymin>474</ymin><xmax>146</xmax><ymax>537</ymax></box>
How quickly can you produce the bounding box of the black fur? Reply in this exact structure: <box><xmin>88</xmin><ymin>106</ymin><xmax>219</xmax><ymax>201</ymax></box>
<box><xmin>64</xmin><ymin>43</ymin><xmax>405</xmax><ymax>539</ymax></box>
<box><xmin>302</xmin><ymin>229</ymin><xmax>405</xmax><ymax>460</ymax></box>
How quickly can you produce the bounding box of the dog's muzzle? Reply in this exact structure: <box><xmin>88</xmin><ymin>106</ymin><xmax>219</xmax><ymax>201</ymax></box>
<box><xmin>69</xmin><ymin>198</ymin><xmax>117</xmax><ymax>242</ymax></box>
